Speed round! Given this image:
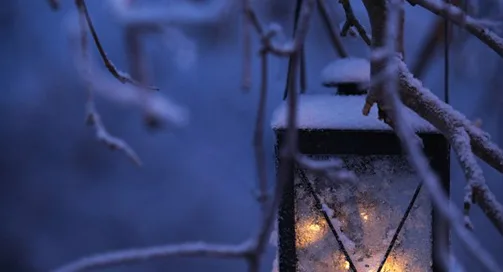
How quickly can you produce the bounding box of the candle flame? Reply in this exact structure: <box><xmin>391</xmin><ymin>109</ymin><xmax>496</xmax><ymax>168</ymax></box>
<box><xmin>360</xmin><ymin>212</ymin><xmax>369</xmax><ymax>221</ymax></box>
<box><xmin>296</xmin><ymin>220</ymin><xmax>326</xmax><ymax>248</ymax></box>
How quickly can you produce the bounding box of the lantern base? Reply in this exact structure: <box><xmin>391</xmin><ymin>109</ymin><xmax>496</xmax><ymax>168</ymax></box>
<box><xmin>335</xmin><ymin>83</ymin><xmax>367</xmax><ymax>96</ymax></box>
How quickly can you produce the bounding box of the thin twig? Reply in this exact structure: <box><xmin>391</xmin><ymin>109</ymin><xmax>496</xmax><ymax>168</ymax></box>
<box><xmin>252</xmin><ymin>51</ymin><xmax>269</xmax><ymax>210</ymax></box>
<box><xmin>53</xmin><ymin>1</ymin><xmax>316</xmax><ymax>270</ymax></box>
<box><xmin>75</xmin><ymin>0</ymin><xmax>159</xmax><ymax>90</ymax></box>
<box><xmin>299</xmin><ymin>47</ymin><xmax>307</xmax><ymax>93</ymax></box>
<box><xmin>450</xmin><ymin>126</ymin><xmax>503</xmax><ymax>234</ymax></box>
<box><xmin>242</xmin><ymin>0</ymin><xmax>252</xmax><ymax>91</ymax></box>
<box><xmin>409</xmin><ymin>0</ymin><xmax>503</xmax><ymax>58</ymax></box>
<box><xmin>47</xmin><ymin>0</ymin><xmax>59</xmax><ymax>10</ymax></box>
<box><xmin>77</xmin><ymin>5</ymin><xmax>142</xmax><ymax>166</ymax></box>
<box><xmin>339</xmin><ymin>0</ymin><xmax>372</xmax><ymax>45</ymax></box>
<box><xmin>363</xmin><ymin>0</ymin><xmax>500</xmax><ymax>270</ymax></box>
<box><xmin>317</xmin><ymin>0</ymin><xmax>348</xmax><ymax>57</ymax></box>
<box><xmin>53</xmin><ymin>242</ymin><xmax>252</xmax><ymax>272</ymax></box>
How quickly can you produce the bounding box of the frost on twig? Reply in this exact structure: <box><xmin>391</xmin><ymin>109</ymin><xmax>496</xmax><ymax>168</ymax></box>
<box><xmin>316</xmin><ymin>0</ymin><xmax>348</xmax><ymax>58</ymax></box>
<box><xmin>54</xmin><ymin>0</ymin><xmax>317</xmax><ymax>271</ymax></box>
<box><xmin>361</xmin><ymin>0</ymin><xmax>502</xmax><ymax>271</ymax></box>
<box><xmin>394</xmin><ymin>59</ymin><xmax>503</xmax><ymax>175</ymax></box>
<box><xmin>376</xmin><ymin>52</ymin><xmax>503</xmax><ymax>236</ymax></box>
<box><xmin>408</xmin><ymin>0</ymin><xmax>503</xmax><ymax>58</ymax></box>
<box><xmin>449</xmin><ymin>126</ymin><xmax>503</xmax><ymax>234</ymax></box>
<box><xmin>106</xmin><ymin>0</ymin><xmax>234</xmax><ymax>26</ymax></box>
<box><xmin>67</xmin><ymin>6</ymin><xmax>189</xmax><ymax>166</ymax></box>
<box><xmin>108</xmin><ymin>0</ymin><xmax>199</xmax><ymax>73</ymax></box>
<box><xmin>69</xmin><ymin>23</ymin><xmax>190</xmax><ymax>129</ymax></box>
<box><xmin>75</xmin><ymin>0</ymin><xmax>159</xmax><ymax>90</ymax></box>
<box><xmin>338</xmin><ymin>0</ymin><xmax>372</xmax><ymax>45</ymax></box>
<box><xmin>85</xmin><ymin>102</ymin><xmax>142</xmax><ymax>166</ymax></box>
<box><xmin>359</xmin><ymin>0</ymin><xmax>503</xmax><ymax>234</ymax></box>
<box><xmin>72</xmin><ymin>6</ymin><xmax>143</xmax><ymax>166</ymax></box>
<box><xmin>52</xmin><ymin>241</ymin><xmax>253</xmax><ymax>272</ymax></box>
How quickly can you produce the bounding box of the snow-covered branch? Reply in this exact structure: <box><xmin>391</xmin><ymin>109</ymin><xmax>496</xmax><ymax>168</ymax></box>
<box><xmin>53</xmin><ymin>0</ymin><xmax>319</xmax><ymax>271</ymax></box>
<box><xmin>361</xmin><ymin>0</ymin><xmax>503</xmax><ymax>270</ymax></box>
<box><xmin>53</xmin><ymin>242</ymin><xmax>253</xmax><ymax>272</ymax></box>
<box><xmin>449</xmin><ymin>127</ymin><xmax>503</xmax><ymax>234</ymax></box>
<box><xmin>106</xmin><ymin>0</ymin><xmax>234</xmax><ymax>26</ymax></box>
<box><xmin>408</xmin><ymin>0</ymin><xmax>503</xmax><ymax>58</ymax></box>
<box><xmin>395</xmin><ymin>61</ymin><xmax>503</xmax><ymax>175</ymax></box>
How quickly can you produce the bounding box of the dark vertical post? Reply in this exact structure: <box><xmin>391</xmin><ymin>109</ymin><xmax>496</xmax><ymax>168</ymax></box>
<box><xmin>275</xmin><ymin>134</ymin><xmax>297</xmax><ymax>272</ymax></box>
<box><xmin>426</xmin><ymin>134</ymin><xmax>450</xmax><ymax>272</ymax></box>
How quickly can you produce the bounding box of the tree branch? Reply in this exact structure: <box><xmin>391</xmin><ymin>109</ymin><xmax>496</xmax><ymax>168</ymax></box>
<box><xmin>75</xmin><ymin>5</ymin><xmax>142</xmax><ymax>166</ymax></box>
<box><xmin>53</xmin><ymin>0</ymin><xmax>318</xmax><ymax>271</ymax></box>
<box><xmin>317</xmin><ymin>0</ymin><xmax>348</xmax><ymax>58</ymax></box>
<box><xmin>409</xmin><ymin>0</ymin><xmax>503</xmax><ymax>58</ymax></box>
<box><xmin>361</xmin><ymin>0</ymin><xmax>502</xmax><ymax>270</ymax></box>
<box><xmin>53</xmin><ymin>242</ymin><xmax>252</xmax><ymax>272</ymax></box>
<box><xmin>75</xmin><ymin>0</ymin><xmax>158</xmax><ymax>90</ymax></box>
<box><xmin>449</xmin><ymin>126</ymin><xmax>503</xmax><ymax>235</ymax></box>
<box><xmin>339</xmin><ymin>0</ymin><xmax>372</xmax><ymax>45</ymax></box>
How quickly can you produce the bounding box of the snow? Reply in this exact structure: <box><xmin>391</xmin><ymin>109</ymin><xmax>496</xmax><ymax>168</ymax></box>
<box><xmin>321</xmin><ymin>58</ymin><xmax>370</xmax><ymax>86</ymax></box>
<box><xmin>291</xmin><ymin>155</ymin><xmax>433</xmax><ymax>272</ymax></box>
<box><xmin>270</xmin><ymin>94</ymin><xmax>437</xmax><ymax>132</ymax></box>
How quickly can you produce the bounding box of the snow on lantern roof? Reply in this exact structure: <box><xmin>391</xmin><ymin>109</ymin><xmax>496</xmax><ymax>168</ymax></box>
<box><xmin>321</xmin><ymin>58</ymin><xmax>370</xmax><ymax>86</ymax></box>
<box><xmin>270</xmin><ymin>94</ymin><xmax>437</xmax><ymax>132</ymax></box>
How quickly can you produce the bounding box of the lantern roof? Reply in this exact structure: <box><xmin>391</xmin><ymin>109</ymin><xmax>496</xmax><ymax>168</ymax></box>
<box><xmin>321</xmin><ymin>57</ymin><xmax>370</xmax><ymax>87</ymax></box>
<box><xmin>270</xmin><ymin>94</ymin><xmax>437</xmax><ymax>132</ymax></box>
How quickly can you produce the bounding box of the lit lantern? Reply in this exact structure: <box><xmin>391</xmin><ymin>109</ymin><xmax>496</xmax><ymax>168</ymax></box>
<box><xmin>271</xmin><ymin>58</ymin><xmax>450</xmax><ymax>272</ymax></box>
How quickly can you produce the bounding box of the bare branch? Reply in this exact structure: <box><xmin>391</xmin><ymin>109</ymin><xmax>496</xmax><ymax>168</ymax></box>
<box><xmin>107</xmin><ymin>0</ymin><xmax>233</xmax><ymax>26</ymax></box>
<box><xmin>395</xmin><ymin>56</ymin><xmax>503</xmax><ymax>270</ymax></box>
<box><xmin>242</xmin><ymin>0</ymin><xmax>252</xmax><ymax>91</ymax></box>
<box><xmin>86</xmin><ymin>102</ymin><xmax>142</xmax><ymax>166</ymax></box>
<box><xmin>339</xmin><ymin>0</ymin><xmax>372</xmax><ymax>45</ymax></box>
<box><xmin>450</xmin><ymin>126</ymin><xmax>503</xmax><ymax>234</ymax></box>
<box><xmin>47</xmin><ymin>0</ymin><xmax>59</xmax><ymax>10</ymax></box>
<box><xmin>361</xmin><ymin>0</ymin><xmax>502</xmax><ymax>270</ymax></box>
<box><xmin>409</xmin><ymin>0</ymin><xmax>503</xmax><ymax>58</ymax></box>
<box><xmin>53</xmin><ymin>242</ymin><xmax>253</xmax><ymax>272</ymax></box>
<box><xmin>410</xmin><ymin>0</ymin><xmax>462</xmax><ymax>77</ymax></box>
<box><xmin>75</xmin><ymin>0</ymin><xmax>159</xmax><ymax>90</ymax></box>
<box><xmin>76</xmin><ymin>5</ymin><xmax>142</xmax><ymax>166</ymax></box>
<box><xmin>317</xmin><ymin>0</ymin><xmax>349</xmax><ymax>57</ymax></box>
<box><xmin>54</xmin><ymin>0</ymin><xmax>317</xmax><ymax>270</ymax></box>
<box><xmin>252</xmin><ymin>51</ymin><xmax>270</xmax><ymax>208</ymax></box>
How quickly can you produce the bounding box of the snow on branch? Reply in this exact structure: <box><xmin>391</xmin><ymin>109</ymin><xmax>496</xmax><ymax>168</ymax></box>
<box><xmin>65</xmin><ymin>7</ymin><xmax>189</xmax><ymax>165</ymax></box>
<box><xmin>106</xmin><ymin>0</ymin><xmax>234</xmax><ymax>27</ymax></box>
<box><xmin>53</xmin><ymin>242</ymin><xmax>253</xmax><ymax>272</ymax></box>
<box><xmin>76</xmin><ymin>0</ymin><xmax>159</xmax><ymax>90</ymax></box>
<box><xmin>339</xmin><ymin>0</ymin><xmax>372</xmax><ymax>45</ymax></box>
<box><xmin>70</xmin><ymin>8</ymin><xmax>143</xmax><ymax>166</ymax></box>
<box><xmin>361</xmin><ymin>0</ymin><xmax>503</xmax><ymax>270</ymax></box>
<box><xmin>408</xmin><ymin>0</ymin><xmax>503</xmax><ymax>58</ymax></box>
<box><xmin>363</xmin><ymin>0</ymin><xmax>503</xmax><ymax>236</ymax></box>
<box><xmin>449</xmin><ymin>126</ymin><xmax>503</xmax><ymax>235</ymax></box>
<box><xmin>67</xmin><ymin>13</ymin><xmax>189</xmax><ymax>128</ymax></box>
<box><xmin>52</xmin><ymin>0</ymin><xmax>323</xmax><ymax>271</ymax></box>
<box><xmin>395</xmin><ymin>60</ymin><xmax>503</xmax><ymax>175</ymax></box>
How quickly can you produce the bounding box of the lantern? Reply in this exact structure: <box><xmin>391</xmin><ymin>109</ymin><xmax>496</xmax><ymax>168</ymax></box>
<box><xmin>271</xmin><ymin>58</ymin><xmax>450</xmax><ymax>272</ymax></box>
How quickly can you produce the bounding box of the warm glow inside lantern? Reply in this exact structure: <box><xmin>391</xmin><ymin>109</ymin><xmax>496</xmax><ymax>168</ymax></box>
<box><xmin>271</xmin><ymin>94</ymin><xmax>450</xmax><ymax>272</ymax></box>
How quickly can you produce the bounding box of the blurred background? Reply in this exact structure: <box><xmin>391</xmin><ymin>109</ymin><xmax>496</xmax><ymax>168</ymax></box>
<box><xmin>0</xmin><ymin>0</ymin><xmax>502</xmax><ymax>271</ymax></box>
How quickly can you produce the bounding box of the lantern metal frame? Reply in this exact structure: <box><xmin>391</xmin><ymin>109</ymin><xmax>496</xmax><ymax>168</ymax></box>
<box><xmin>274</xmin><ymin>128</ymin><xmax>450</xmax><ymax>272</ymax></box>
<box><xmin>275</xmin><ymin>0</ymin><xmax>452</xmax><ymax>269</ymax></box>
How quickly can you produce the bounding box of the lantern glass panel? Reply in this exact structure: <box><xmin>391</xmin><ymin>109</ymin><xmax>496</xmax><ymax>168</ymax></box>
<box><xmin>294</xmin><ymin>154</ymin><xmax>432</xmax><ymax>272</ymax></box>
